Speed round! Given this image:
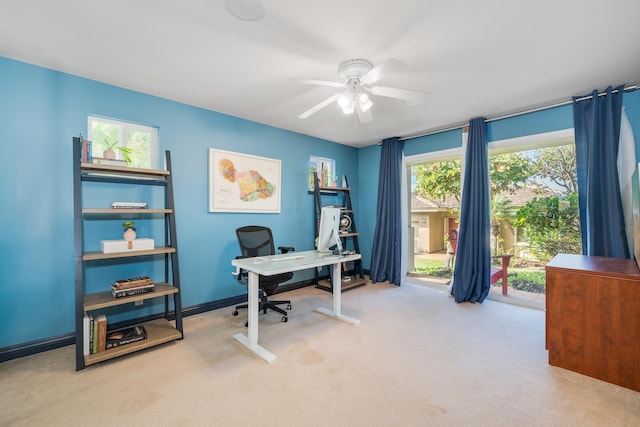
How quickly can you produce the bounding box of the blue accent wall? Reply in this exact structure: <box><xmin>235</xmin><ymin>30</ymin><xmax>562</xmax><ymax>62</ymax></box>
<box><xmin>357</xmin><ymin>144</ymin><xmax>380</xmax><ymax>269</ymax></box>
<box><xmin>403</xmin><ymin>128</ymin><xmax>463</xmax><ymax>156</ymax></box>
<box><xmin>0</xmin><ymin>57</ymin><xmax>359</xmax><ymax>348</ymax></box>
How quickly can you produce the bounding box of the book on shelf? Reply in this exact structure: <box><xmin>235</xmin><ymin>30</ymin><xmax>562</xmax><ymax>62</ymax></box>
<box><xmin>83</xmin><ymin>312</ymin><xmax>91</xmax><ymax>356</ymax></box>
<box><xmin>111</xmin><ymin>283</ymin><xmax>155</xmax><ymax>298</ymax></box>
<box><xmin>92</xmin><ymin>315</ymin><xmax>99</xmax><ymax>354</ymax></box>
<box><xmin>111</xmin><ymin>201</ymin><xmax>148</xmax><ymax>209</ymax></box>
<box><xmin>112</xmin><ymin>276</ymin><xmax>154</xmax><ymax>290</ymax></box>
<box><xmin>106</xmin><ymin>325</ymin><xmax>147</xmax><ymax>349</ymax></box>
<box><xmin>96</xmin><ymin>314</ymin><xmax>107</xmax><ymax>353</ymax></box>
<box><xmin>91</xmin><ymin>157</ymin><xmax>127</xmax><ymax>166</ymax></box>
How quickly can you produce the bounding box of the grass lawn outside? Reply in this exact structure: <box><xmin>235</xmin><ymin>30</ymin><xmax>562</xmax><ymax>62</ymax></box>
<box><xmin>411</xmin><ymin>257</ymin><xmax>546</xmax><ymax>294</ymax></box>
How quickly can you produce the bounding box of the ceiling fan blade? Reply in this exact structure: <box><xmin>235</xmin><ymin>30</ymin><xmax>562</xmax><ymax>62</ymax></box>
<box><xmin>370</xmin><ymin>85</ymin><xmax>430</xmax><ymax>103</ymax></box>
<box><xmin>298</xmin><ymin>93</ymin><xmax>342</xmax><ymax>119</ymax></box>
<box><xmin>294</xmin><ymin>78</ymin><xmax>345</xmax><ymax>88</ymax></box>
<box><xmin>360</xmin><ymin>58</ymin><xmax>407</xmax><ymax>85</ymax></box>
<box><xmin>355</xmin><ymin>103</ymin><xmax>373</xmax><ymax>123</ymax></box>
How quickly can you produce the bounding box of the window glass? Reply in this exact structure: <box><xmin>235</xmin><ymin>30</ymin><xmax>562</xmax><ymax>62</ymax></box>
<box><xmin>309</xmin><ymin>156</ymin><xmax>336</xmax><ymax>189</ymax></box>
<box><xmin>88</xmin><ymin>116</ymin><xmax>157</xmax><ymax>169</ymax></box>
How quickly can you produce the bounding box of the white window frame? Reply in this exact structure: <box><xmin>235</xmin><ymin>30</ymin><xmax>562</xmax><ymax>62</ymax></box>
<box><xmin>309</xmin><ymin>155</ymin><xmax>336</xmax><ymax>189</ymax></box>
<box><xmin>87</xmin><ymin>116</ymin><xmax>158</xmax><ymax>168</ymax></box>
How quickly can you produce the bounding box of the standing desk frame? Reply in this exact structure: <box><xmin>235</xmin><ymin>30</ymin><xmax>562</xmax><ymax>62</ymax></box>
<box><xmin>232</xmin><ymin>250</ymin><xmax>361</xmax><ymax>363</ymax></box>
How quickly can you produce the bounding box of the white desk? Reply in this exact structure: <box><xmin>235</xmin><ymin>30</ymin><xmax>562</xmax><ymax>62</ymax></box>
<box><xmin>231</xmin><ymin>250</ymin><xmax>362</xmax><ymax>363</ymax></box>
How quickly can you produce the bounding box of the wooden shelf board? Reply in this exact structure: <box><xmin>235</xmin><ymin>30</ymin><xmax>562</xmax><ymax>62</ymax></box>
<box><xmin>82</xmin><ymin>208</ymin><xmax>172</xmax><ymax>214</ymax></box>
<box><xmin>339</xmin><ymin>232</ymin><xmax>359</xmax><ymax>237</ymax></box>
<box><xmin>84</xmin><ymin>283</ymin><xmax>178</xmax><ymax>311</ymax></box>
<box><xmin>81</xmin><ymin>163</ymin><xmax>169</xmax><ymax>177</ymax></box>
<box><xmin>84</xmin><ymin>318</ymin><xmax>181</xmax><ymax>366</ymax></box>
<box><xmin>319</xmin><ymin>186</ymin><xmax>350</xmax><ymax>192</ymax></box>
<box><xmin>83</xmin><ymin>247</ymin><xmax>176</xmax><ymax>261</ymax></box>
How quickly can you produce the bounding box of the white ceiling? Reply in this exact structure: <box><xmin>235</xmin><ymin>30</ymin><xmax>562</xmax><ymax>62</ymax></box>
<box><xmin>1</xmin><ymin>0</ymin><xmax>639</xmax><ymax>147</ymax></box>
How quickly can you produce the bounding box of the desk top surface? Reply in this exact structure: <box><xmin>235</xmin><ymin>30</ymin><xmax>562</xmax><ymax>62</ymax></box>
<box><xmin>232</xmin><ymin>250</ymin><xmax>361</xmax><ymax>276</ymax></box>
<box><xmin>546</xmin><ymin>253</ymin><xmax>640</xmax><ymax>278</ymax></box>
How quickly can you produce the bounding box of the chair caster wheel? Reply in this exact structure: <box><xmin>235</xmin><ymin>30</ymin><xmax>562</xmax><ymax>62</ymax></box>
<box><xmin>287</xmin><ymin>304</ymin><xmax>292</xmax><ymax>310</ymax></box>
<box><xmin>282</xmin><ymin>316</ymin><xmax>288</xmax><ymax>323</ymax></box>
<box><xmin>232</xmin><ymin>310</ymin><xmax>239</xmax><ymax>316</ymax></box>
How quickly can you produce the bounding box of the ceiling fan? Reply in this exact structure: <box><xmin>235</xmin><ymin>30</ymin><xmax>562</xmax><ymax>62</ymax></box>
<box><xmin>296</xmin><ymin>58</ymin><xmax>429</xmax><ymax>123</ymax></box>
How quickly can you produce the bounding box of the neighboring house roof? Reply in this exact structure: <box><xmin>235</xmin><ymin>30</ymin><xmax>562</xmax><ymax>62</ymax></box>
<box><xmin>494</xmin><ymin>185</ymin><xmax>558</xmax><ymax>207</ymax></box>
<box><xmin>411</xmin><ymin>193</ymin><xmax>459</xmax><ymax>212</ymax></box>
<box><xmin>411</xmin><ymin>185</ymin><xmax>558</xmax><ymax>212</ymax></box>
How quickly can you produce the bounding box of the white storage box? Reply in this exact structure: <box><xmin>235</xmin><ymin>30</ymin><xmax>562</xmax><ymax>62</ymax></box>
<box><xmin>101</xmin><ymin>238</ymin><xmax>155</xmax><ymax>254</ymax></box>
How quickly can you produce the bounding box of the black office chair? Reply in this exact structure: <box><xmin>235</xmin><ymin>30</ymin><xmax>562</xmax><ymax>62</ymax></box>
<box><xmin>232</xmin><ymin>226</ymin><xmax>294</xmax><ymax>324</ymax></box>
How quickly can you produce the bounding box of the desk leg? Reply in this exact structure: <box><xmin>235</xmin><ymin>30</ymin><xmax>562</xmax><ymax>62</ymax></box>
<box><xmin>233</xmin><ymin>271</ymin><xmax>277</xmax><ymax>363</ymax></box>
<box><xmin>315</xmin><ymin>262</ymin><xmax>360</xmax><ymax>324</ymax></box>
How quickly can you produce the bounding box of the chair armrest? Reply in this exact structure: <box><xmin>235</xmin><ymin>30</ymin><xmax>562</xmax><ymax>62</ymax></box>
<box><xmin>491</xmin><ymin>254</ymin><xmax>512</xmax><ymax>268</ymax></box>
<box><xmin>233</xmin><ymin>256</ymin><xmax>248</xmax><ymax>282</ymax></box>
<box><xmin>278</xmin><ymin>246</ymin><xmax>295</xmax><ymax>254</ymax></box>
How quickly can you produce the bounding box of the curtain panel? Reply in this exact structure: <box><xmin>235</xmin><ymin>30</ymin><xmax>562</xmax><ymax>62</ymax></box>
<box><xmin>573</xmin><ymin>85</ymin><xmax>629</xmax><ymax>258</ymax></box>
<box><xmin>370</xmin><ymin>137</ymin><xmax>403</xmax><ymax>285</ymax></box>
<box><xmin>451</xmin><ymin>118</ymin><xmax>492</xmax><ymax>303</ymax></box>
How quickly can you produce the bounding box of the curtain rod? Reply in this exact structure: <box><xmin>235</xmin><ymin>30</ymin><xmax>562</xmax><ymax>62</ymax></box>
<box><xmin>398</xmin><ymin>84</ymin><xmax>638</xmax><ymax>142</ymax></box>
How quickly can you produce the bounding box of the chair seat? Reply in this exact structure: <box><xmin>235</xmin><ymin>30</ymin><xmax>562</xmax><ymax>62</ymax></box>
<box><xmin>259</xmin><ymin>272</ymin><xmax>294</xmax><ymax>294</ymax></box>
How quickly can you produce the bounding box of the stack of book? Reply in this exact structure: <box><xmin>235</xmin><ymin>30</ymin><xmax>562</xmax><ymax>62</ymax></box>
<box><xmin>111</xmin><ymin>201</ymin><xmax>148</xmax><ymax>209</ymax></box>
<box><xmin>111</xmin><ymin>276</ymin><xmax>155</xmax><ymax>298</ymax></box>
<box><xmin>105</xmin><ymin>325</ymin><xmax>148</xmax><ymax>350</ymax></box>
<box><xmin>91</xmin><ymin>157</ymin><xmax>127</xmax><ymax>167</ymax></box>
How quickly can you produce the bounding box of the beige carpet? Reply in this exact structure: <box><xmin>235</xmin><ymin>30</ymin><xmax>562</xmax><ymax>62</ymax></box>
<box><xmin>1</xmin><ymin>280</ymin><xmax>639</xmax><ymax>426</ymax></box>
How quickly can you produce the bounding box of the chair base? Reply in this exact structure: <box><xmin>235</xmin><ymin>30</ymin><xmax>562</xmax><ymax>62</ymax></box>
<box><xmin>233</xmin><ymin>292</ymin><xmax>292</xmax><ymax>324</ymax></box>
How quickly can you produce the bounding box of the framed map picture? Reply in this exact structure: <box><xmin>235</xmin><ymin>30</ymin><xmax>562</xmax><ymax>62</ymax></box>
<box><xmin>209</xmin><ymin>149</ymin><xmax>281</xmax><ymax>213</ymax></box>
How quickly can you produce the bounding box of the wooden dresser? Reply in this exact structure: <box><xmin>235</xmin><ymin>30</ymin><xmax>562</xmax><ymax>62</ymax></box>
<box><xmin>545</xmin><ymin>254</ymin><xmax>640</xmax><ymax>391</ymax></box>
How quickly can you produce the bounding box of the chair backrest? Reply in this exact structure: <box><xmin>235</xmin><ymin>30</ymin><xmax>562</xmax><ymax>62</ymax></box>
<box><xmin>448</xmin><ymin>229</ymin><xmax>458</xmax><ymax>254</ymax></box>
<box><xmin>236</xmin><ymin>226</ymin><xmax>276</xmax><ymax>258</ymax></box>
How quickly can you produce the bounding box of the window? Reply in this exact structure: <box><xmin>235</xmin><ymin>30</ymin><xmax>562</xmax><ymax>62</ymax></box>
<box><xmin>308</xmin><ymin>156</ymin><xmax>336</xmax><ymax>189</ymax></box>
<box><xmin>88</xmin><ymin>116</ymin><xmax>158</xmax><ymax>169</ymax></box>
<box><xmin>407</xmin><ymin>129</ymin><xmax>577</xmax><ymax>301</ymax></box>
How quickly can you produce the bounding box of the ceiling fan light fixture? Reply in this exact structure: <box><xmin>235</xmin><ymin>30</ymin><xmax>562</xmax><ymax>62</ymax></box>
<box><xmin>341</xmin><ymin>104</ymin><xmax>355</xmax><ymax>115</ymax></box>
<box><xmin>360</xmin><ymin>98</ymin><xmax>373</xmax><ymax>112</ymax></box>
<box><xmin>337</xmin><ymin>93</ymin><xmax>351</xmax><ymax>109</ymax></box>
<box><xmin>297</xmin><ymin>58</ymin><xmax>427</xmax><ymax>123</ymax></box>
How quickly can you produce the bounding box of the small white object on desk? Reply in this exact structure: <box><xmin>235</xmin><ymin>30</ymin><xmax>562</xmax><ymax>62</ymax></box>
<box><xmin>101</xmin><ymin>238</ymin><xmax>154</xmax><ymax>253</ymax></box>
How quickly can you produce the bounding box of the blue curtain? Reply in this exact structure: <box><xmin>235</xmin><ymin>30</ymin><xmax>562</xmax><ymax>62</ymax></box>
<box><xmin>370</xmin><ymin>137</ymin><xmax>403</xmax><ymax>285</ymax></box>
<box><xmin>573</xmin><ymin>85</ymin><xmax>629</xmax><ymax>258</ymax></box>
<box><xmin>451</xmin><ymin>118</ymin><xmax>492</xmax><ymax>303</ymax></box>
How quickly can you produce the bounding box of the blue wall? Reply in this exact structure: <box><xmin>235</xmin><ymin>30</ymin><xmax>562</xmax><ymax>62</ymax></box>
<box><xmin>0</xmin><ymin>57</ymin><xmax>360</xmax><ymax>348</ymax></box>
<box><xmin>403</xmin><ymin>96</ymin><xmax>640</xmax><ymax>156</ymax></box>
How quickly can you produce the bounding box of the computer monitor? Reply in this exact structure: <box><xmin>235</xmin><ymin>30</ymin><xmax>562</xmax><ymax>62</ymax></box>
<box><xmin>317</xmin><ymin>206</ymin><xmax>343</xmax><ymax>254</ymax></box>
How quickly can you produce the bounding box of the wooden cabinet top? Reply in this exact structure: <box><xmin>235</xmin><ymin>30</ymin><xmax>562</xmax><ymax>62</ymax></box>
<box><xmin>546</xmin><ymin>253</ymin><xmax>640</xmax><ymax>279</ymax></box>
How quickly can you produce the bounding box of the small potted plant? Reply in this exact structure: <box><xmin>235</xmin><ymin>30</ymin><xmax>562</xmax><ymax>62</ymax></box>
<box><xmin>122</xmin><ymin>221</ymin><xmax>136</xmax><ymax>249</ymax></box>
<box><xmin>102</xmin><ymin>137</ymin><xmax>133</xmax><ymax>163</ymax></box>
